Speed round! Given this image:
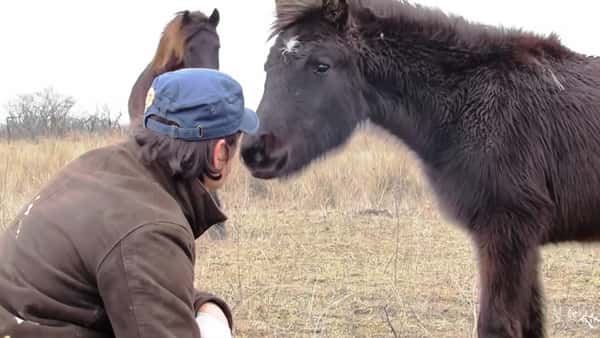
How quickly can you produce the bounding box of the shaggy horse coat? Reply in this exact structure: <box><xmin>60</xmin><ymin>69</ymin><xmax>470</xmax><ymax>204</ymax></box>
<box><xmin>241</xmin><ymin>1</ymin><xmax>600</xmax><ymax>337</ymax></box>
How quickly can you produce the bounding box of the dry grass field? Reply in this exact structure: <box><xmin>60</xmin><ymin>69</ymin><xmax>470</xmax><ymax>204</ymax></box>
<box><xmin>1</xmin><ymin>129</ymin><xmax>599</xmax><ymax>337</ymax></box>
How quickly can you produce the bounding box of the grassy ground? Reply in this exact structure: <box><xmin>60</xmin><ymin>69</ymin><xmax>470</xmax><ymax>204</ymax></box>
<box><xmin>1</xmin><ymin>130</ymin><xmax>599</xmax><ymax>337</ymax></box>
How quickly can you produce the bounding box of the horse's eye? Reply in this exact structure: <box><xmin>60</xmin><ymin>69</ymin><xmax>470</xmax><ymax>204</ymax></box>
<box><xmin>315</xmin><ymin>63</ymin><xmax>330</xmax><ymax>74</ymax></box>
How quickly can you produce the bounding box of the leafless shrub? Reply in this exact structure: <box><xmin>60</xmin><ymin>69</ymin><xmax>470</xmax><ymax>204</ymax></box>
<box><xmin>1</xmin><ymin>87</ymin><xmax>121</xmax><ymax>141</ymax></box>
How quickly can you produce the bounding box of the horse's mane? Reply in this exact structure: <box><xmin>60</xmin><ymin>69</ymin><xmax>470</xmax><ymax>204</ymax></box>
<box><xmin>151</xmin><ymin>10</ymin><xmax>214</xmax><ymax>71</ymax></box>
<box><xmin>272</xmin><ymin>0</ymin><xmax>572</xmax><ymax>61</ymax></box>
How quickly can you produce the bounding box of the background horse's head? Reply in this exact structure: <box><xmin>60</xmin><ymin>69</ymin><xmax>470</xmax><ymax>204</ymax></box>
<box><xmin>128</xmin><ymin>9</ymin><xmax>221</xmax><ymax>125</ymax></box>
<box><xmin>152</xmin><ymin>9</ymin><xmax>221</xmax><ymax>71</ymax></box>
<box><xmin>241</xmin><ymin>0</ymin><xmax>371</xmax><ymax>179</ymax></box>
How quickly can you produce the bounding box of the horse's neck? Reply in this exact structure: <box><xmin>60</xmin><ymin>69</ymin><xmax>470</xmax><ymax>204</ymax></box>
<box><xmin>363</xmin><ymin>61</ymin><xmax>455</xmax><ymax>160</ymax></box>
<box><xmin>355</xmin><ymin>9</ymin><xmax>479</xmax><ymax>160</ymax></box>
<box><xmin>366</xmin><ymin>91</ymin><xmax>437</xmax><ymax>159</ymax></box>
<box><xmin>128</xmin><ymin>63</ymin><xmax>161</xmax><ymax>127</ymax></box>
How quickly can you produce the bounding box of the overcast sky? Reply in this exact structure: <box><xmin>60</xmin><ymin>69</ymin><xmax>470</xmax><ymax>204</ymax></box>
<box><xmin>0</xmin><ymin>1</ymin><xmax>597</xmax><ymax>124</ymax></box>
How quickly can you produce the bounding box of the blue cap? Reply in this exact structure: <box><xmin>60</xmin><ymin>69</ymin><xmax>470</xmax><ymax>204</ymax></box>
<box><xmin>143</xmin><ymin>68</ymin><xmax>259</xmax><ymax>141</ymax></box>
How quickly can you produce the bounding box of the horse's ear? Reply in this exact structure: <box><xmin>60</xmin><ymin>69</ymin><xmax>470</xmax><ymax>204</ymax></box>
<box><xmin>209</xmin><ymin>8</ymin><xmax>220</xmax><ymax>27</ymax></box>
<box><xmin>322</xmin><ymin>0</ymin><xmax>349</xmax><ymax>29</ymax></box>
<box><xmin>179</xmin><ymin>10</ymin><xmax>191</xmax><ymax>24</ymax></box>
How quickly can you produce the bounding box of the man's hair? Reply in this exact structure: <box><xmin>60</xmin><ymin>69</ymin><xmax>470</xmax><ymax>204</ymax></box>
<box><xmin>132</xmin><ymin>116</ymin><xmax>241</xmax><ymax>180</ymax></box>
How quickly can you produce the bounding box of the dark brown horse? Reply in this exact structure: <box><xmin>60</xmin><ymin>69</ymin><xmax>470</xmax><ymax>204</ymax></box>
<box><xmin>128</xmin><ymin>9</ymin><xmax>227</xmax><ymax>240</ymax></box>
<box><xmin>241</xmin><ymin>1</ymin><xmax>600</xmax><ymax>337</ymax></box>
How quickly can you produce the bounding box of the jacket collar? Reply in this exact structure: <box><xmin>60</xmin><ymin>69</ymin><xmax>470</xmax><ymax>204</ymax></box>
<box><xmin>125</xmin><ymin>140</ymin><xmax>227</xmax><ymax>238</ymax></box>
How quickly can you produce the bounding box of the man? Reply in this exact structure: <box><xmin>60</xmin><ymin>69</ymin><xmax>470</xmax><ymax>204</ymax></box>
<box><xmin>0</xmin><ymin>68</ymin><xmax>259</xmax><ymax>338</ymax></box>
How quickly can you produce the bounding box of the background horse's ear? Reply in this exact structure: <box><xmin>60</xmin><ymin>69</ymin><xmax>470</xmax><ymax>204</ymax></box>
<box><xmin>179</xmin><ymin>10</ymin><xmax>191</xmax><ymax>24</ymax></box>
<box><xmin>209</xmin><ymin>8</ymin><xmax>220</xmax><ymax>27</ymax></box>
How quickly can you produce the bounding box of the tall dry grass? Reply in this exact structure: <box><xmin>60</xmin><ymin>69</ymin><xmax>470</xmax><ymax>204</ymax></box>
<box><xmin>221</xmin><ymin>127</ymin><xmax>431</xmax><ymax>212</ymax></box>
<box><xmin>0</xmin><ymin>133</ymin><xmax>125</xmax><ymax>231</ymax></box>
<box><xmin>0</xmin><ymin>129</ymin><xmax>598</xmax><ymax>337</ymax></box>
<box><xmin>0</xmin><ymin>127</ymin><xmax>429</xmax><ymax>224</ymax></box>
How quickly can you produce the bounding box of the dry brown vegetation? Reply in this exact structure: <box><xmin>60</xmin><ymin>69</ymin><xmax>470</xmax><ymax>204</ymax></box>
<box><xmin>1</xmin><ymin>130</ymin><xmax>599</xmax><ymax>337</ymax></box>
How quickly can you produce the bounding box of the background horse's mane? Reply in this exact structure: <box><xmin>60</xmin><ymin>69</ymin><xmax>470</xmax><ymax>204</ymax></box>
<box><xmin>272</xmin><ymin>0</ymin><xmax>573</xmax><ymax>61</ymax></box>
<box><xmin>152</xmin><ymin>10</ymin><xmax>214</xmax><ymax>71</ymax></box>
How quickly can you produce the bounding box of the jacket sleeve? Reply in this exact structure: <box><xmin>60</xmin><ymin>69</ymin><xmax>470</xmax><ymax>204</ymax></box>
<box><xmin>96</xmin><ymin>222</ymin><xmax>232</xmax><ymax>338</ymax></box>
<box><xmin>193</xmin><ymin>289</ymin><xmax>234</xmax><ymax>330</ymax></box>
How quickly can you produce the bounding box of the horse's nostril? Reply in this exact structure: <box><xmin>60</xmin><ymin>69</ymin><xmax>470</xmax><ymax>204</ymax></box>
<box><xmin>253</xmin><ymin>151</ymin><xmax>265</xmax><ymax>164</ymax></box>
<box><xmin>241</xmin><ymin>132</ymin><xmax>283</xmax><ymax>169</ymax></box>
<box><xmin>241</xmin><ymin>137</ymin><xmax>267</xmax><ymax>166</ymax></box>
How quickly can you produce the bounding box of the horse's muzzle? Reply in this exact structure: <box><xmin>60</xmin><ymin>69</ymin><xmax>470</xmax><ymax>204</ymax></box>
<box><xmin>241</xmin><ymin>133</ymin><xmax>288</xmax><ymax>179</ymax></box>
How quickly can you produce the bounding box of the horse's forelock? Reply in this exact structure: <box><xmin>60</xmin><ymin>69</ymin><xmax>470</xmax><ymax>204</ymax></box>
<box><xmin>270</xmin><ymin>0</ymin><xmax>323</xmax><ymax>40</ymax></box>
<box><xmin>270</xmin><ymin>0</ymin><xmax>365</xmax><ymax>42</ymax></box>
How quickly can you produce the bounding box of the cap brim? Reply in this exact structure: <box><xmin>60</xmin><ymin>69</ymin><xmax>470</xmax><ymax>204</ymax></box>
<box><xmin>239</xmin><ymin>108</ymin><xmax>260</xmax><ymax>134</ymax></box>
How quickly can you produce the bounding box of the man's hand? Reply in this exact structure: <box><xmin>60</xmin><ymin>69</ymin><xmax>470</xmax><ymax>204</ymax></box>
<box><xmin>196</xmin><ymin>302</ymin><xmax>232</xmax><ymax>338</ymax></box>
<box><xmin>198</xmin><ymin>302</ymin><xmax>229</xmax><ymax>325</ymax></box>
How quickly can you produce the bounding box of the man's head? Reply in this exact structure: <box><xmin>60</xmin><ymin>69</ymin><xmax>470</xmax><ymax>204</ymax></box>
<box><xmin>133</xmin><ymin>68</ymin><xmax>259</xmax><ymax>188</ymax></box>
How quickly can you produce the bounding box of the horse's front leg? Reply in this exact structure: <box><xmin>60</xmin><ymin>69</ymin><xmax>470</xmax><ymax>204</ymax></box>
<box><xmin>522</xmin><ymin>264</ymin><xmax>545</xmax><ymax>338</ymax></box>
<box><xmin>474</xmin><ymin>225</ymin><xmax>543</xmax><ymax>338</ymax></box>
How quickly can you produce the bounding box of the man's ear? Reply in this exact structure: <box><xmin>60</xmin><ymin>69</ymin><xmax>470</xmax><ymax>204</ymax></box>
<box><xmin>212</xmin><ymin>139</ymin><xmax>228</xmax><ymax>170</ymax></box>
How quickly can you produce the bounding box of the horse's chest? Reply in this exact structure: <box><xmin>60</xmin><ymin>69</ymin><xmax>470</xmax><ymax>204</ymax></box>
<box><xmin>423</xmin><ymin>165</ymin><xmax>490</xmax><ymax>228</ymax></box>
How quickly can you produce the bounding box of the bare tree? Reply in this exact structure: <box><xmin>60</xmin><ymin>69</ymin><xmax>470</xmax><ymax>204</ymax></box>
<box><xmin>2</xmin><ymin>87</ymin><xmax>120</xmax><ymax>140</ymax></box>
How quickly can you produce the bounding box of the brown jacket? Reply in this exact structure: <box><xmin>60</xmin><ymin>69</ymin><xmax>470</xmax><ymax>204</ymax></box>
<box><xmin>0</xmin><ymin>140</ymin><xmax>232</xmax><ymax>338</ymax></box>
